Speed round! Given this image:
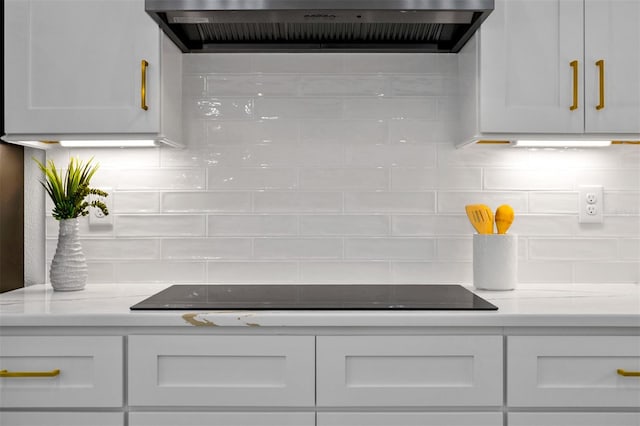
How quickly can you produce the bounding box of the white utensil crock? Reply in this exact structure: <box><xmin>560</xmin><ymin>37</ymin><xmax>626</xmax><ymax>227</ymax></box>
<box><xmin>473</xmin><ymin>234</ymin><xmax>517</xmax><ymax>291</ymax></box>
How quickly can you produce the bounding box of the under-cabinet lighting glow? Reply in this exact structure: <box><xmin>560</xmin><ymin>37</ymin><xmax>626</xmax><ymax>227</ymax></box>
<box><xmin>512</xmin><ymin>140</ymin><xmax>611</xmax><ymax>148</ymax></box>
<box><xmin>59</xmin><ymin>140</ymin><xmax>157</xmax><ymax>147</ymax></box>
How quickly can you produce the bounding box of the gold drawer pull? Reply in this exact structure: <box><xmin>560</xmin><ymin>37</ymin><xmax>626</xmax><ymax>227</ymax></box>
<box><xmin>570</xmin><ymin>60</ymin><xmax>579</xmax><ymax>111</ymax></box>
<box><xmin>141</xmin><ymin>59</ymin><xmax>149</xmax><ymax>111</ymax></box>
<box><xmin>0</xmin><ymin>369</ymin><xmax>60</xmax><ymax>378</ymax></box>
<box><xmin>617</xmin><ymin>369</ymin><xmax>640</xmax><ymax>377</ymax></box>
<box><xmin>596</xmin><ymin>59</ymin><xmax>605</xmax><ymax>110</ymax></box>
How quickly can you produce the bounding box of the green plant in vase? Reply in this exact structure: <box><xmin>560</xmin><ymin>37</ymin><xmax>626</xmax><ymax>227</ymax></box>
<box><xmin>34</xmin><ymin>156</ymin><xmax>109</xmax><ymax>291</ymax></box>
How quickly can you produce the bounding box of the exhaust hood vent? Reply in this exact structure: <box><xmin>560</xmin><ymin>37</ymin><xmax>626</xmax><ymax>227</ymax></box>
<box><xmin>146</xmin><ymin>0</ymin><xmax>493</xmax><ymax>53</ymax></box>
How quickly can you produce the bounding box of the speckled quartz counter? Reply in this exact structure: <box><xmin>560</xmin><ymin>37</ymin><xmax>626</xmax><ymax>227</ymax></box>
<box><xmin>1</xmin><ymin>283</ymin><xmax>639</xmax><ymax>328</ymax></box>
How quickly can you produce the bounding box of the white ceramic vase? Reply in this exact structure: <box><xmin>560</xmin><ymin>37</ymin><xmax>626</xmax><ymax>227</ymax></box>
<box><xmin>50</xmin><ymin>218</ymin><xmax>88</xmax><ymax>291</ymax></box>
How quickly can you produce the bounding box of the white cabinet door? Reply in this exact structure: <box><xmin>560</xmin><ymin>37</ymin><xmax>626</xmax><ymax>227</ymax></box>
<box><xmin>318</xmin><ymin>412</ymin><xmax>502</xmax><ymax>426</ymax></box>
<box><xmin>128</xmin><ymin>335</ymin><xmax>315</xmax><ymax>407</ymax></box>
<box><xmin>0</xmin><ymin>412</ymin><xmax>124</xmax><ymax>426</ymax></box>
<box><xmin>129</xmin><ymin>412</ymin><xmax>315</xmax><ymax>426</ymax></box>
<box><xmin>509</xmin><ymin>412</ymin><xmax>640</xmax><ymax>426</ymax></box>
<box><xmin>508</xmin><ymin>336</ymin><xmax>640</xmax><ymax>408</ymax></box>
<box><xmin>0</xmin><ymin>336</ymin><xmax>123</xmax><ymax>408</ymax></box>
<box><xmin>584</xmin><ymin>0</ymin><xmax>640</xmax><ymax>133</ymax></box>
<box><xmin>480</xmin><ymin>0</ymin><xmax>584</xmax><ymax>133</ymax></box>
<box><xmin>316</xmin><ymin>335</ymin><xmax>503</xmax><ymax>407</ymax></box>
<box><xmin>4</xmin><ymin>0</ymin><xmax>160</xmax><ymax>135</ymax></box>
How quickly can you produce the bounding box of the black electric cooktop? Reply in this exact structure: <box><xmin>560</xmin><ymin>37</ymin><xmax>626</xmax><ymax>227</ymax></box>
<box><xmin>130</xmin><ymin>284</ymin><xmax>497</xmax><ymax>311</ymax></box>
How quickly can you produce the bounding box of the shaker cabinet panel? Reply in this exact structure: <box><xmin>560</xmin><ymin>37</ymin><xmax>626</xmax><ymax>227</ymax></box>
<box><xmin>480</xmin><ymin>0</ymin><xmax>584</xmax><ymax>134</ymax></box>
<box><xmin>508</xmin><ymin>336</ymin><xmax>640</xmax><ymax>408</ymax></box>
<box><xmin>0</xmin><ymin>336</ymin><xmax>123</xmax><ymax>408</ymax></box>
<box><xmin>4</xmin><ymin>0</ymin><xmax>160</xmax><ymax>135</ymax></box>
<box><xmin>584</xmin><ymin>0</ymin><xmax>640</xmax><ymax>133</ymax></box>
<box><xmin>316</xmin><ymin>335</ymin><xmax>503</xmax><ymax>407</ymax></box>
<box><xmin>128</xmin><ymin>335</ymin><xmax>315</xmax><ymax>407</ymax></box>
<box><xmin>509</xmin><ymin>412</ymin><xmax>640</xmax><ymax>426</ymax></box>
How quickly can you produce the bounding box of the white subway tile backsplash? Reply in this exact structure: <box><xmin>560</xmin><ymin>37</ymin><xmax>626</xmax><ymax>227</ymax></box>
<box><xmin>346</xmin><ymin>145</ymin><xmax>436</xmax><ymax>168</ymax></box>
<box><xmin>40</xmin><ymin>53</ymin><xmax>638</xmax><ymax>285</ymax></box>
<box><xmin>79</xmin><ymin>239</ymin><xmax>159</xmax><ymax>260</ymax></box>
<box><xmin>115</xmin><ymin>261</ymin><xmax>206</xmax><ymax>283</ymax></box>
<box><xmin>392</xmin><ymin>215</ymin><xmax>471</xmax><ymax>236</ymax></box>
<box><xmin>529</xmin><ymin>192</ymin><xmax>578</xmax><ymax>213</ymax></box>
<box><xmin>208</xmin><ymin>215</ymin><xmax>298</xmax><ymax>236</ymax></box>
<box><xmin>207</xmin><ymin>261</ymin><xmax>298</xmax><ymax>283</ymax></box>
<box><xmin>392</xmin><ymin>262</ymin><xmax>471</xmax><ymax>284</ymax></box>
<box><xmin>300</xmin><ymin>119</ymin><xmax>387</xmax><ymax>145</ymax></box>
<box><xmin>255</xmin><ymin>98</ymin><xmax>343</xmax><ymax>120</ymax></box>
<box><xmin>300</xmin><ymin>75</ymin><xmax>387</xmax><ymax>96</ymax></box>
<box><xmin>437</xmin><ymin>191</ymin><xmax>528</xmax><ymax>214</ymax></box>
<box><xmin>115</xmin><ymin>169</ymin><xmax>206</xmax><ymax>190</ymax></box>
<box><xmin>113</xmin><ymin>192</ymin><xmax>160</xmax><ymax>213</ymax></box>
<box><xmin>345</xmin><ymin>238</ymin><xmax>436</xmax><ymax>260</ymax></box>
<box><xmin>254</xmin><ymin>192</ymin><xmax>343</xmax><ymax>212</ymax></box>
<box><xmin>344</xmin><ymin>98</ymin><xmax>437</xmax><ymax>120</ymax></box>
<box><xmin>162</xmin><ymin>238</ymin><xmax>251</xmax><ymax>260</ymax></box>
<box><xmin>300</xmin><ymin>168</ymin><xmax>388</xmax><ymax>190</ymax></box>
<box><xmin>300</xmin><ymin>261</ymin><xmax>391</xmax><ymax>283</ymax></box>
<box><xmin>254</xmin><ymin>238</ymin><xmax>343</xmax><ymax>259</ymax></box>
<box><xmin>162</xmin><ymin>192</ymin><xmax>251</xmax><ymax>212</ymax></box>
<box><xmin>300</xmin><ymin>215</ymin><xmax>389</xmax><ymax>236</ymax></box>
<box><xmin>346</xmin><ymin>192</ymin><xmax>436</xmax><ymax>213</ymax></box>
<box><xmin>115</xmin><ymin>215</ymin><xmax>206</xmax><ymax>237</ymax></box>
<box><xmin>573</xmin><ymin>262</ymin><xmax>639</xmax><ymax>283</ymax></box>
<box><xmin>529</xmin><ymin>238</ymin><xmax>618</xmax><ymax>260</ymax></box>
<box><xmin>208</xmin><ymin>167</ymin><xmax>297</xmax><ymax>190</ymax></box>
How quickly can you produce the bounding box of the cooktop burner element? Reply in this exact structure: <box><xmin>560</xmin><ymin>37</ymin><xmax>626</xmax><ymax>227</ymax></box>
<box><xmin>130</xmin><ymin>284</ymin><xmax>497</xmax><ymax>311</ymax></box>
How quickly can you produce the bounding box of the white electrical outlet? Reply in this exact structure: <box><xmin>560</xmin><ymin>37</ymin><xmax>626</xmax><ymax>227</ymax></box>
<box><xmin>578</xmin><ymin>185</ymin><xmax>603</xmax><ymax>223</ymax></box>
<box><xmin>89</xmin><ymin>189</ymin><xmax>113</xmax><ymax>227</ymax></box>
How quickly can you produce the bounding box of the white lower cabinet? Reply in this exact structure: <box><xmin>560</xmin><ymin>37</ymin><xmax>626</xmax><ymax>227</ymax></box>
<box><xmin>128</xmin><ymin>335</ymin><xmax>315</xmax><ymax>407</ymax></box>
<box><xmin>508</xmin><ymin>336</ymin><xmax>640</xmax><ymax>408</ymax></box>
<box><xmin>0</xmin><ymin>336</ymin><xmax>123</xmax><ymax>408</ymax></box>
<box><xmin>509</xmin><ymin>412</ymin><xmax>640</xmax><ymax>426</ymax></box>
<box><xmin>316</xmin><ymin>335</ymin><xmax>503</xmax><ymax>407</ymax></box>
<box><xmin>129</xmin><ymin>412</ymin><xmax>315</xmax><ymax>426</ymax></box>
<box><xmin>0</xmin><ymin>412</ymin><xmax>124</xmax><ymax>426</ymax></box>
<box><xmin>317</xmin><ymin>412</ymin><xmax>503</xmax><ymax>426</ymax></box>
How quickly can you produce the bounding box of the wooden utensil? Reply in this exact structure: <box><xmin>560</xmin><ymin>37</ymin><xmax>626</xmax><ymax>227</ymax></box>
<box><xmin>465</xmin><ymin>204</ymin><xmax>494</xmax><ymax>234</ymax></box>
<box><xmin>495</xmin><ymin>204</ymin><xmax>515</xmax><ymax>234</ymax></box>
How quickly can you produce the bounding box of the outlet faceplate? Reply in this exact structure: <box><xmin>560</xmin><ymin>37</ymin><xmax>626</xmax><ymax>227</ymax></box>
<box><xmin>89</xmin><ymin>189</ymin><xmax>113</xmax><ymax>227</ymax></box>
<box><xmin>578</xmin><ymin>185</ymin><xmax>603</xmax><ymax>224</ymax></box>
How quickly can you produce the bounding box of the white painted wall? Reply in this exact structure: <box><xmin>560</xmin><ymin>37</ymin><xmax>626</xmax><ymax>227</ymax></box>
<box><xmin>39</xmin><ymin>53</ymin><xmax>639</xmax><ymax>285</ymax></box>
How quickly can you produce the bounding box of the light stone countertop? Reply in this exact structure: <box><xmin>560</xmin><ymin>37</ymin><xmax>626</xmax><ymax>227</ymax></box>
<box><xmin>0</xmin><ymin>283</ymin><xmax>639</xmax><ymax>328</ymax></box>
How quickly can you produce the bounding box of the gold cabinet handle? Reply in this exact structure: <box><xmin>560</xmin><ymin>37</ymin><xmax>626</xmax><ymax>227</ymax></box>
<box><xmin>141</xmin><ymin>59</ymin><xmax>149</xmax><ymax>111</ymax></box>
<box><xmin>0</xmin><ymin>369</ymin><xmax>60</xmax><ymax>378</ymax></box>
<box><xmin>617</xmin><ymin>369</ymin><xmax>640</xmax><ymax>377</ymax></box>
<box><xmin>596</xmin><ymin>59</ymin><xmax>605</xmax><ymax>110</ymax></box>
<box><xmin>570</xmin><ymin>60</ymin><xmax>579</xmax><ymax>111</ymax></box>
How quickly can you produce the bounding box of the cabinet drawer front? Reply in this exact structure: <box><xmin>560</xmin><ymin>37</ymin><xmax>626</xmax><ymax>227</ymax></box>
<box><xmin>317</xmin><ymin>335</ymin><xmax>503</xmax><ymax>406</ymax></box>
<box><xmin>129</xmin><ymin>412</ymin><xmax>315</xmax><ymax>426</ymax></box>
<box><xmin>509</xmin><ymin>412</ymin><xmax>640</xmax><ymax>426</ymax></box>
<box><xmin>0</xmin><ymin>336</ymin><xmax>123</xmax><ymax>408</ymax></box>
<box><xmin>508</xmin><ymin>336</ymin><xmax>640</xmax><ymax>407</ymax></box>
<box><xmin>128</xmin><ymin>335</ymin><xmax>315</xmax><ymax>406</ymax></box>
<box><xmin>0</xmin><ymin>412</ymin><xmax>123</xmax><ymax>426</ymax></box>
<box><xmin>318</xmin><ymin>412</ymin><xmax>502</xmax><ymax>426</ymax></box>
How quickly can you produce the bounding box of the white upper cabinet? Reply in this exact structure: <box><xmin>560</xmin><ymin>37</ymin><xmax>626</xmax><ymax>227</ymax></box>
<box><xmin>3</xmin><ymin>0</ymin><xmax>182</xmax><ymax>147</ymax></box>
<box><xmin>458</xmin><ymin>0</ymin><xmax>640</xmax><ymax>145</ymax></box>
<box><xmin>584</xmin><ymin>0</ymin><xmax>640</xmax><ymax>133</ymax></box>
<box><xmin>480</xmin><ymin>0</ymin><xmax>584</xmax><ymax>134</ymax></box>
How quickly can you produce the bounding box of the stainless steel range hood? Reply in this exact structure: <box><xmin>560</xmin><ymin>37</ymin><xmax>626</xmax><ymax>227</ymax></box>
<box><xmin>145</xmin><ymin>0</ymin><xmax>493</xmax><ymax>53</ymax></box>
